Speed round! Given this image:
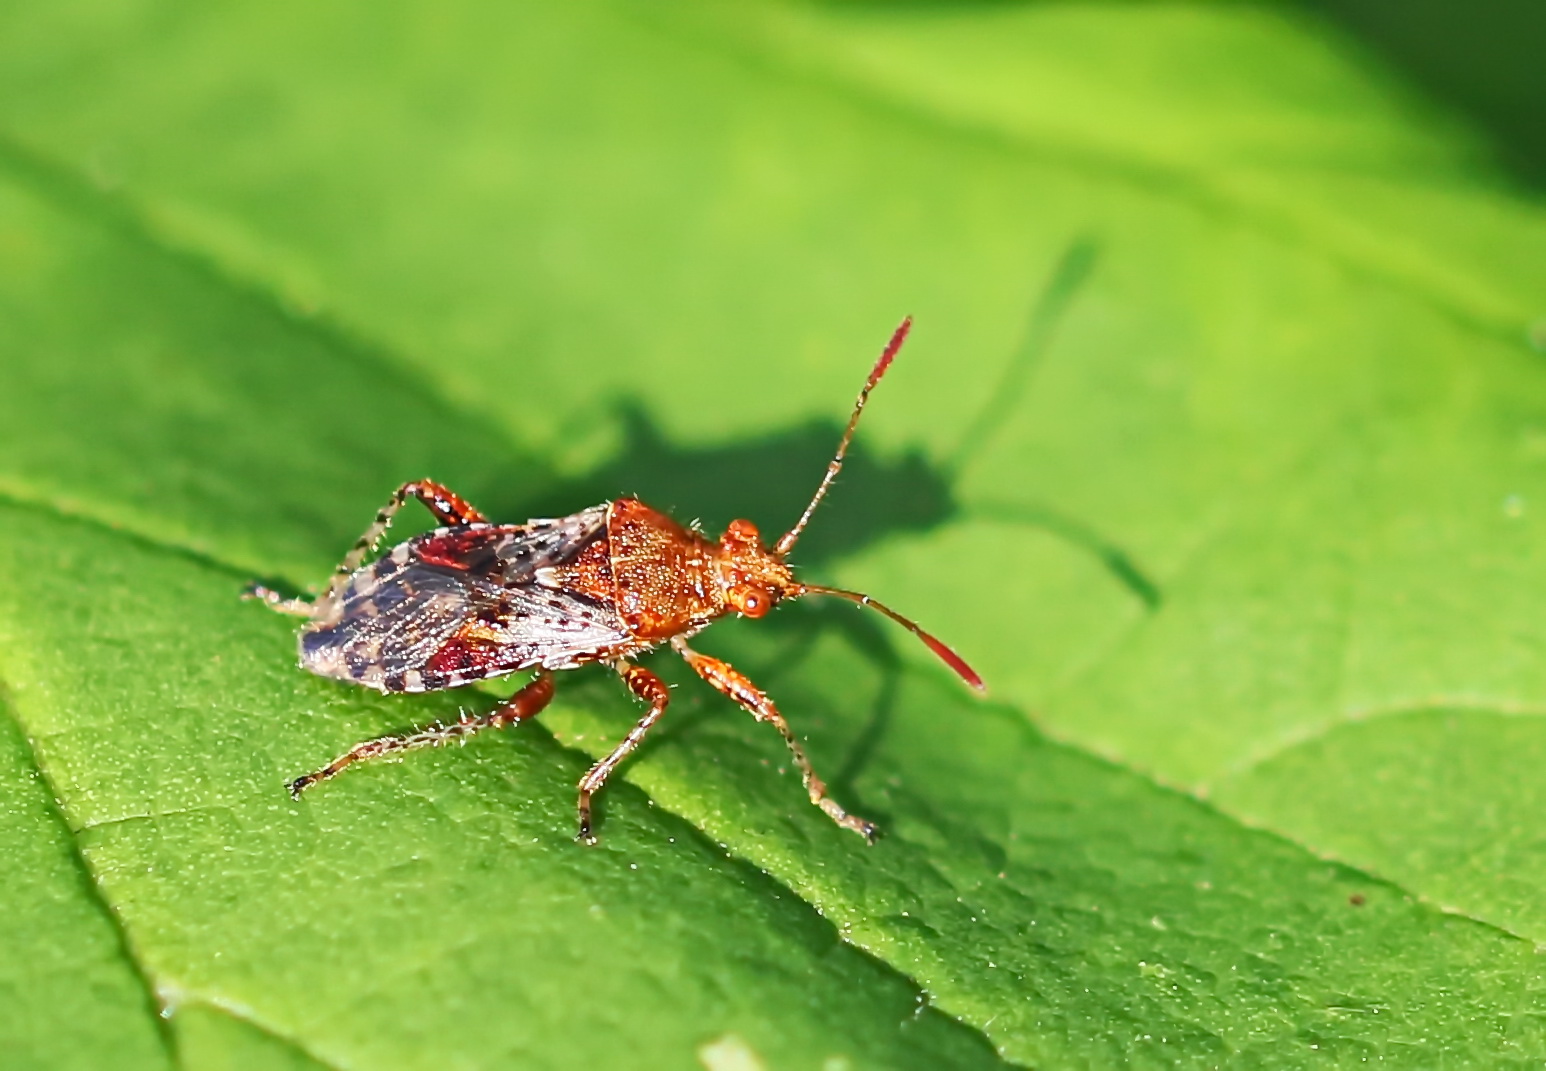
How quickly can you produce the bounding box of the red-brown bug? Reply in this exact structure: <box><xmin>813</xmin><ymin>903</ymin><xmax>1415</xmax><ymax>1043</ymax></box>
<box><xmin>246</xmin><ymin>318</ymin><xmax>983</xmax><ymax>843</ymax></box>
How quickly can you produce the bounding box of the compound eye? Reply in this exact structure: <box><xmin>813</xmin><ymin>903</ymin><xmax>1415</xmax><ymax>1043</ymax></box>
<box><xmin>733</xmin><ymin>585</ymin><xmax>773</xmax><ymax>618</ymax></box>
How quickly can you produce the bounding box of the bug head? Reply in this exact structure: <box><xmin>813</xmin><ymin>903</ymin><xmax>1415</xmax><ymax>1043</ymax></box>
<box><xmin>717</xmin><ymin>318</ymin><xmax>985</xmax><ymax>692</ymax></box>
<box><xmin>714</xmin><ymin>517</ymin><xmax>797</xmax><ymax>620</ymax></box>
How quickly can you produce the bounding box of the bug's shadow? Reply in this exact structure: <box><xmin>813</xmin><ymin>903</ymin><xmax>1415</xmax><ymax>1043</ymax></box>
<box><xmin>517</xmin><ymin>404</ymin><xmax>953</xmax><ymax>570</ymax></box>
<box><xmin>504</xmin><ymin>239</ymin><xmax>1125</xmax><ymax>576</ymax></box>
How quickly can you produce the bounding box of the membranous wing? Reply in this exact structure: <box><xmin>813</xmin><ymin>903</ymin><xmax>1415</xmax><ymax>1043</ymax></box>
<box><xmin>300</xmin><ymin>505</ymin><xmax>628</xmax><ymax>692</ymax></box>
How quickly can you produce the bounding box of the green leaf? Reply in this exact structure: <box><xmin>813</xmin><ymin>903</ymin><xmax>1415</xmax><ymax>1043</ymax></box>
<box><xmin>1</xmin><ymin>1</ymin><xmax>1544</xmax><ymax>1066</ymax></box>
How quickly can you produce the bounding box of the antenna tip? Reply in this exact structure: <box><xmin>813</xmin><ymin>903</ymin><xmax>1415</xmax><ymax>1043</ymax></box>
<box><xmin>919</xmin><ymin>632</ymin><xmax>987</xmax><ymax>693</ymax></box>
<box><xmin>869</xmin><ymin>316</ymin><xmax>913</xmax><ymax>388</ymax></box>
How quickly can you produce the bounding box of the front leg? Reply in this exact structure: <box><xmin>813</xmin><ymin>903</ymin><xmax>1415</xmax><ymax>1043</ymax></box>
<box><xmin>576</xmin><ymin>664</ymin><xmax>671</xmax><ymax>845</ymax></box>
<box><xmin>673</xmin><ymin>638</ymin><xmax>877</xmax><ymax>843</ymax></box>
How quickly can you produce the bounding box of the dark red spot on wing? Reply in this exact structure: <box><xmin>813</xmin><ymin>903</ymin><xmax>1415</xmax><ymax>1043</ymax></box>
<box><xmin>416</xmin><ymin>528</ymin><xmax>504</xmax><ymax>571</ymax></box>
<box><xmin>426</xmin><ymin>634</ymin><xmax>504</xmax><ymax>678</ymax></box>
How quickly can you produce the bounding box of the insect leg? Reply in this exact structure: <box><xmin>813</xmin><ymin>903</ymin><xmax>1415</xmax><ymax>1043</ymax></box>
<box><xmin>576</xmin><ymin>664</ymin><xmax>670</xmax><ymax>845</ymax></box>
<box><xmin>395</xmin><ymin>480</ymin><xmax>489</xmax><ymax>528</ymax></box>
<box><xmin>240</xmin><ymin>582</ymin><xmax>314</xmax><ymax>616</ymax></box>
<box><xmin>673</xmin><ymin>638</ymin><xmax>877</xmax><ymax>843</ymax></box>
<box><xmin>287</xmin><ymin>672</ymin><xmax>554</xmax><ymax>796</ymax></box>
<box><xmin>311</xmin><ymin>480</ymin><xmax>490</xmax><ymax>611</ymax></box>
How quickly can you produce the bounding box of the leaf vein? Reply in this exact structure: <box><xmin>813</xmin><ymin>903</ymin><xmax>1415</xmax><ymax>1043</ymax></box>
<box><xmin>623</xmin><ymin>3</ymin><xmax>1533</xmax><ymax>342</ymax></box>
<box><xmin>0</xmin><ymin>679</ymin><xmax>181</xmax><ymax>1070</ymax></box>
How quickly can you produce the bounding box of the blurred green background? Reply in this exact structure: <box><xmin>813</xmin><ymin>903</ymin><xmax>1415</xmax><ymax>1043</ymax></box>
<box><xmin>1</xmin><ymin>1</ymin><xmax>1544</xmax><ymax>1068</ymax></box>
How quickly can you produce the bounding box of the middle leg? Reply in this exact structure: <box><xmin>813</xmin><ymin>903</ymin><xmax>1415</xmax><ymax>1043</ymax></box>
<box><xmin>673</xmin><ymin>638</ymin><xmax>877</xmax><ymax>843</ymax></box>
<box><xmin>575</xmin><ymin>663</ymin><xmax>671</xmax><ymax>844</ymax></box>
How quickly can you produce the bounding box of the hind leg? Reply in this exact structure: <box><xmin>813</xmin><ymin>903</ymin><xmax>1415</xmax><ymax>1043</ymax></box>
<box><xmin>241</xmin><ymin>583</ymin><xmax>314</xmax><ymax>616</ymax></box>
<box><xmin>244</xmin><ymin>480</ymin><xmax>488</xmax><ymax>615</ymax></box>
<box><xmin>288</xmin><ymin>673</ymin><xmax>554</xmax><ymax>796</ymax></box>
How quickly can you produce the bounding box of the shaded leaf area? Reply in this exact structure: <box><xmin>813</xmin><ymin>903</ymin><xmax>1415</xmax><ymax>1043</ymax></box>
<box><xmin>0</xmin><ymin>143</ymin><xmax>543</xmax><ymax>583</ymax></box>
<box><xmin>1306</xmin><ymin>0</ymin><xmax>1546</xmax><ymax>186</ymax></box>
<box><xmin>0</xmin><ymin>0</ymin><xmax>1544</xmax><ymax>1066</ymax></box>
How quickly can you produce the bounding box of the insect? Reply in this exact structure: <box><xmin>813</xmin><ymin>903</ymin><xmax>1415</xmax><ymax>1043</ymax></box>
<box><xmin>245</xmin><ymin>318</ymin><xmax>983</xmax><ymax>843</ymax></box>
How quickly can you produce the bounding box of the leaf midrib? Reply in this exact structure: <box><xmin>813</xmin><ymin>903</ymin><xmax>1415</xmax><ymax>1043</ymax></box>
<box><xmin>0</xmin><ymin>683</ymin><xmax>179</xmax><ymax>1070</ymax></box>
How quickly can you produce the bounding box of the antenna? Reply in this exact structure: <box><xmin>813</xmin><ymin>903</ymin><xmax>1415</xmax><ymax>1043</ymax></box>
<box><xmin>774</xmin><ymin>317</ymin><xmax>912</xmax><ymax>557</ymax></box>
<box><xmin>799</xmin><ymin>584</ymin><xmax>985</xmax><ymax>692</ymax></box>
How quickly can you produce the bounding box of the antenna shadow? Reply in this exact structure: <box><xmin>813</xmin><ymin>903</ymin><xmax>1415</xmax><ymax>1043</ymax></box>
<box><xmin>524</xmin><ymin>403</ymin><xmax>954</xmax><ymax>570</ymax></box>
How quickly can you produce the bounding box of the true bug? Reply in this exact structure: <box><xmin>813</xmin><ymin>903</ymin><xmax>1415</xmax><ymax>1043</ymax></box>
<box><xmin>246</xmin><ymin>318</ymin><xmax>983</xmax><ymax>843</ymax></box>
